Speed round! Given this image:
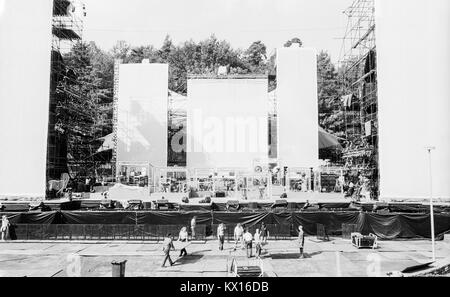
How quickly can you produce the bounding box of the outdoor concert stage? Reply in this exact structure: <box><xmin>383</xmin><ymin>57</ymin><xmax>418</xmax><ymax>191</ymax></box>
<box><xmin>1</xmin><ymin>191</ymin><xmax>450</xmax><ymax>241</ymax></box>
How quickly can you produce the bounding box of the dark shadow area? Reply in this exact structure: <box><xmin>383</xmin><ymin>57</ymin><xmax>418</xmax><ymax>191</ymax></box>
<box><xmin>174</xmin><ymin>254</ymin><xmax>204</xmax><ymax>264</ymax></box>
<box><xmin>270</xmin><ymin>253</ymin><xmax>301</xmax><ymax>260</ymax></box>
<box><xmin>270</xmin><ymin>251</ymin><xmax>322</xmax><ymax>259</ymax></box>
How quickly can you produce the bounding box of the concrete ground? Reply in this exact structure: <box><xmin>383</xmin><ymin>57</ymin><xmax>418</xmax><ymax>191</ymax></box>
<box><xmin>0</xmin><ymin>237</ymin><xmax>449</xmax><ymax>277</ymax></box>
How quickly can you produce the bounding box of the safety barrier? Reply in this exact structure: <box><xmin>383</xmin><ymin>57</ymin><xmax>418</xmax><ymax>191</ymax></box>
<box><xmin>12</xmin><ymin>224</ymin><xmax>207</xmax><ymax>242</ymax></box>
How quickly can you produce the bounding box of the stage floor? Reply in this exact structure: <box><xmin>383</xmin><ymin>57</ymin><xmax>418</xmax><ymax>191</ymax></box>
<box><xmin>0</xmin><ymin>238</ymin><xmax>449</xmax><ymax>277</ymax></box>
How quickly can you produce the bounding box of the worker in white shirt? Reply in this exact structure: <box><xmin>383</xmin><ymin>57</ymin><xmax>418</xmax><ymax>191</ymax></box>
<box><xmin>233</xmin><ymin>223</ymin><xmax>244</xmax><ymax>251</ymax></box>
<box><xmin>243</xmin><ymin>228</ymin><xmax>253</xmax><ymax>258</ymax></box>
<box><xmin>217</xmin><ymin>223</ymin><xmax>226</xmax><ymax>251</ymax></box>
<box><xmin>298</xmin><ymin>225</ymin><xmax>305</xmax><ymax>259</ymax></box>
<box><xmin>190</xmin><ymin>216</ymin><xmax>197</xmax><ymax>239</ymax></box>
<box><xmin>1</xmin><ymin>215</ymin><xmax>10</xmax><ymax>241</ymax></box>
<box><xmin>178</xmin><ymin>226</ymin><xmax>189</xmax><ymax>257</ymax></box>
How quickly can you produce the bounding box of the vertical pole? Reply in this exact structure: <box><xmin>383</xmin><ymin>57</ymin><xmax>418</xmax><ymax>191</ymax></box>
<box><xmin>426</xmin><ymin>147</ymin><xmax>436</xmax><ymax>262</ymax></box>
<box><xmin>112</xmin><ymin>59</ymin><xmax>121</xmax><ymax>181</ymax></box>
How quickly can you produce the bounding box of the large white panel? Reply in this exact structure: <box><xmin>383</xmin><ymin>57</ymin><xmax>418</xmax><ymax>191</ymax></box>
<box><xmin>277</xmin><ymin>47</ymin><xmax>319</xmax><ymax>168</ymax></box>
<box><xmin>187</xmin><ymin>78</ymin><xmax>268</xmax><ymax>169</ymax></box>
<box><xmin>376</xmin><ymin>0</ymin><xmax>450</xmax><ymax>200</ymax></box>
<box><xmin>117</xmin><ymin>63</ymin><xmax>168</xmax><ymax>167</ymax></box>
<box><xmin>0</xmin><ymin>0</ymin><xmax>53</xmax><ymax>198</ymax></box>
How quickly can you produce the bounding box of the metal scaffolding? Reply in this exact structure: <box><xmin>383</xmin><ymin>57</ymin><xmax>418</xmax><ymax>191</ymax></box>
<box><xmin>338</xmin><ymin>0</ymin><xmax>379</xmax><ymax>200</ymax></box>
<box><xmin>47</xmin><ymin>0</ymin><xmax>87</xmax><ymax>183</ymax></box>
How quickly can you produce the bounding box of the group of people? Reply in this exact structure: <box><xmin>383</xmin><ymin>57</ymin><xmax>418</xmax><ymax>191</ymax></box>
<box><xmin>227</xmin><ymin>222</ymin><xmax>268</xmax><ymax>259</ymax></box>
<box><xmin>160</xmin><ymin>219</ymin><xmax>307</xmax><ymax>267</ymax></box>
<box><xmin>161</xmin><ymin>217</ymin><xmax>197</xmax><ymax>267</ymax></box>
<box><xmin>161</xmin><ymin>227</ymin><xmax>190</xmax><ymax>267</ymax></box>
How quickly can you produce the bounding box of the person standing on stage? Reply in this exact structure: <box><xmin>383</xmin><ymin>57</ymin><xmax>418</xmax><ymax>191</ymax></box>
<box><xmin>233</xmin><ymin>223</ymin><xmax>244</xmax><ymax>251</ymax></box>
<box><xmin>217</xmin><ymin>223</ymin><xmax>226</xmax><ymax>251</ymax></box>
<box><xmin>254</xmin><ymin>229</ymin><xmax>262</xmax><ymax>259</ymax></box>
<box><xmin>190</xmin><ymin>216</ymin><xmax>197</xmax><ymax>239</ymax></box>
<box><xmin>298</xmin><ymin>225</ymin><xmax>305</xmax><ymax>259</ymax></box>
<box><xmin>178</xmin><ymin>227</ymin><xmax>189</xmax><ymax>257</ymax></box>
<box><xmin>243</xmin><ymin>228</ymin><xmax>253</xmax><ymax>258</ymax></box>
<box><xmin>260</xmin><ymin>222</ymin><xmax>268</xmax><ymax>244</ymax></box>
<box><xmin>161</xmin><ymin>233</ymin><xmax>175</xmax><ymax>267</ymax></box>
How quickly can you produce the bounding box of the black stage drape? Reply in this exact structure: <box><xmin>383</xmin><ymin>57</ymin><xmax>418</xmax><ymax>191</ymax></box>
<box><xmin>1</xmin><ymin>211</ymin><xmax>449</xmax><ymax>240</ymax></box>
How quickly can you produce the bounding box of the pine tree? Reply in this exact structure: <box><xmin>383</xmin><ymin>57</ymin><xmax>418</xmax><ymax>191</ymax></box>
<box><xmin>317</xmin><ymin>51</ymin><xmax>344</xmax><ymax>138</ymax></box>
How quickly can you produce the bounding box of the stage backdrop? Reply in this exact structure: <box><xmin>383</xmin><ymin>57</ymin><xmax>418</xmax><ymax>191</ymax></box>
<box><xmin>186</xmin><ymin>77</ymin><xmax>268</xmax><ymax>169</ymax></box>
<box><xmin>277</xmin><ymin>47</ymin><xmax>319</xmax><ymax>168</ymax></box>
<box><xmin>376</xmin><ymin>0</ymin><xmax>450</xmax><ymax>201</ymax></box>
<box><xmin>0</xmin><ymin>0</ymin><xmax>53</xmax><ymax>198</ymax></box>
<box><xmin>116</xmin><ymin>62</ymin><xmax>168</xmax><ymax>167</ymax></box>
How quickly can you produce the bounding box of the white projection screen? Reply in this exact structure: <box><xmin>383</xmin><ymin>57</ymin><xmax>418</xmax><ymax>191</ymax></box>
<box><xmin>187</xmin><ymin>78</ymin><xmax>268</xmax><ymax>169</ymax></box>
<box><xmin>277</xmin><ymin>47</ymin><xmax>319</xmax><ymax>168</ymax></box>
<box><xmin>116</xmin><ymin>63</ymin><xmax>168</xmax><ymax>167</ymax></box>
<box><xmin>0</xmin><ymin>0</ymin><xmax>53</xmax><ymax>198</ymax></box>
<box><xmin>376</xmin><ymin>0</ymin><xmax>450</xmax><ymax>200</ymax></box>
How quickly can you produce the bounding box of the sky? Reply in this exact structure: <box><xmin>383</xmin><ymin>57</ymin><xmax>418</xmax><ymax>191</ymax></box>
<box><xmin>82</xmin><ymin>0</ymin><xmax>355</xmax><ymax>62</ymax></box>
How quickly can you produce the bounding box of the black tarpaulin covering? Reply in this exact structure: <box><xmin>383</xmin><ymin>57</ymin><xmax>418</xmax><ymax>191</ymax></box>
<box><xmin>0</xmin><ymin>211</ymin><xmax>60</xmax><ymax>224</ymax></box>
<box><xmin>2</xmin><ymin>211</ymin><xmax>450</xmax><ymax>239</ymax></box>
<box><xmin>319</xmin><ymin>203</ymin><xmax>352</xmax><ymax>209</ymax></box>
<box><xmin>291</xmin><ymin>212</ymin><xmax>450</xmax><ymax>240</ymax></box>
<box><xmin>0</xmin><ymin>213</ymin><xmax>23</xmax><ymax>224</ymax></box>
<box><xmin>213</xmin><ymin>212</ymin><xmax>271</xmax><ymax>226</ymax></box>
<box><xmin>291</xmin><ymin>212</ymin><xmax>359</xmax><ymax>235</ymax></box>
<box><xmin>136</xmin><ymin>211</ymin><xmax>212</xmax><ymax>226</ymax></box>
<box><xmin>179</xmin><ymin>204</ymin><xmax>212</xmax><ymax>211</ymax></box>
<box><xmin>211</xmin><ymin>212</ymin><xmax>293</xmax><ymax>227</ymax></box>
<box><xmin>212</xmin><ymin>203</ymin><xmax>228</xmax><ymax>211</ymax></box>
<box><xmin>60</xmin><ymin>211</ymin><xmax>137</xmax><ymax>224</ymax></box>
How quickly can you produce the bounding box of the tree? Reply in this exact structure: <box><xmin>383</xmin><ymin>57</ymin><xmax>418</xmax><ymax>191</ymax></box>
<box><xmin>317</xmin><ymin>51</ymin><xmax>344</xmax><ymax>137</ymax></box>
<box><xmin>159</xmin><ymin>35</ymin><xmax>175</xmax><ymax>62</ymax></box>
<box><xmin>245</xmin><ymin>41</ymin><xmax>267</xmax><ymax>70</ymax></box>
<box><xmin>111</xmin><ymin>40</ymin><xmax>130</xmax><ymax>61</ymax></box>
<box><xmin>284</xmin><ymin>37</ymin><xmax>303</xmax><ymax>48</ymax></box>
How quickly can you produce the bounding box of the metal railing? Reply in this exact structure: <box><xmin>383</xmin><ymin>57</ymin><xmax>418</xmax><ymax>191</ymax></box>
<box><xmin>342</xmin><ymin>223</ymin><xmax>359</xmax><ymax>239</ymax></box>
<box><xmin>12</xmin><ymin>224</ymin><xmax>206</xmax><ymax>242</ymax></box>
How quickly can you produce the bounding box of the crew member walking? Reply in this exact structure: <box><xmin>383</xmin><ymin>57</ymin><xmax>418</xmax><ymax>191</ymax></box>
<box><xmin>217</xmin><ymin>223</ymin><xmax>225</xmax><ymax>251</ymax></box>
<box><xmin>298</xmin><ymin>225</ymin><xmax>305</xmax><ymax>259</ymax></box>
<box><xmin>243</xmin><ymin>228</ymin><xmax>253</xmax><ymax>258</ymax></box>
<box><xmin>1</xmin><ymin>215</ymin><xmax>10</xmax><ymax>241</ymax></box>
<box><xmin>190</xmin><ymin>216</ymin><xmax>197</xmax><ymax>239</ymax></box>
<box><xmin>161</xmin><ymin>233</ymin><xmax>175</xmax><ymax>267</ymax></box>
<box><xmin>178</xmin><ymin>227</ymin><xmax>189</xmax><ymax>257</ymax></box>
<box><xmin>260</xmin><ymin>222</ymin><xmax>268</xmax><ymax>244</ymax></box>
<box><xmin>233</xmin><ymin>223</ymin><xmax>244</xmax><ymax>251</ymax></box>
<box><xmin>254</xmin><ymin>229</ymin><xmax>262</xmax><ymax>259</ymax></box>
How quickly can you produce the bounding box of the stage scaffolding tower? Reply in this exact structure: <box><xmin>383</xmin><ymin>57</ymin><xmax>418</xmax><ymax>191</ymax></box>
<box><xmin>338</xmin><ymin>0</ymin><xmax>379</xmax><ymax>200</ymax></box>
<box><xmin>47</xmin><ymin>0</ymin><xmax>86</xmax><ymax>185</ymax></box>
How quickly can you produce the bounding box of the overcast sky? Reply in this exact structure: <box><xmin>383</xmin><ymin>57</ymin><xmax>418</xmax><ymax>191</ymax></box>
<box><xmin>82</xmin><ymin>0</ymin><xmax>354</xmax><ymax>62</ymax></box>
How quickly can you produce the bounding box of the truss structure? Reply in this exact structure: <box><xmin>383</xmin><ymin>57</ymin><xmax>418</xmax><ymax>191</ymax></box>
<box><xmin>47</xmin><ymin>0</ymin><xmax>89</xmax><ymax>183</ymax></box>
<box><xmin>338</xmin><ymin>0</ymin><xmax>379</xmax><ymax>200</ymax></box>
